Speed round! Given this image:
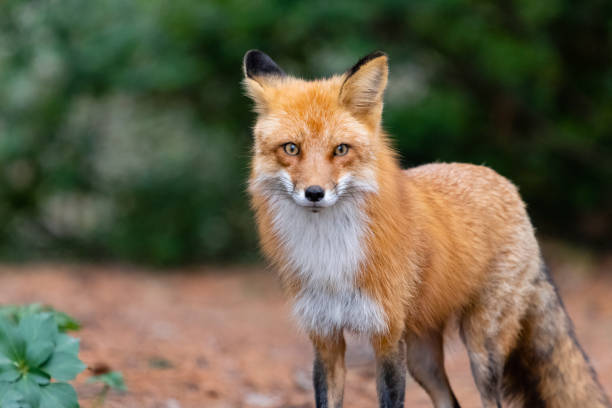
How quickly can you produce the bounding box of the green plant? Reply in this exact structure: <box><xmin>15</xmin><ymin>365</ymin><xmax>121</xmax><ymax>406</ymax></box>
<box><xmin>0</xmin><ymin>310</ymin><xmax>85</xmax><ymax>408</ymax></box>
<box><xmin>87</xmin><ymin>371</ymin><xmax>126</xmax><ymax>408</ymax></box>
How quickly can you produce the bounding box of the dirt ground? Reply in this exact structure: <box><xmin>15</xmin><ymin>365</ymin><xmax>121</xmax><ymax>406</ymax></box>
<box><xmin>1</xmin><ymin>248</ymin><xmax>611</xmax><ymax>407</ymax></box>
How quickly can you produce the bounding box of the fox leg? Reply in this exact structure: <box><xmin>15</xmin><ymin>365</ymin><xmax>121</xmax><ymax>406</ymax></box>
<box><xmin>460</xmin><ymin>311</ymin><xmax>515</xmax><ymax>408</ymax></box>
<box><xmin>459</xmin><ymin>259</ymin><xmax>536</xmax><ymax>408</ymax></box>
<box><xmin>372</xmin><ymin>329</ymin><xmax>407</xmax><ymax>408</ymax></box>
<box><xmin>460</xmin><ymin>334</ymin><xmax>504</xmax><ymax>408</ymax></box>
<box><xmin>311</xmin><ymin>332</ymin><xmax>346</xmax><ymax>408</ymax></box>
<box><xmin>406</xmin><ymin>330</ymin><xmax>460</xmax><ymax>408</ymax></box>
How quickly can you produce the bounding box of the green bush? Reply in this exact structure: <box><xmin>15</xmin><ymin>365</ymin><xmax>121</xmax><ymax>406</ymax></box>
<box><xmin>0</xmin><ymin>307</ymin><xmax>85</xmax><ymax>408</ymax></box>
<box><xmin>1</xmin><ymin>0</ymin><xmax>610</xmax><ymax>265</ymax></box>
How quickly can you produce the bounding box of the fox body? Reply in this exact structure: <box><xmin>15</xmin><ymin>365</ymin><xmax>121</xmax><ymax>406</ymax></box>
<box><xmin>243</xmin><ymin>50</ymin><xmax>610</xmax><ymax>408</ymax></box>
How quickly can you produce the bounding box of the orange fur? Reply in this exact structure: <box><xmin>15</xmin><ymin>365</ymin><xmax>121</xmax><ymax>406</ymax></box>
<box><xmin>246</xmin><ymin>58</ymin><xmax>521</xmax><ymax>341</ymax></box>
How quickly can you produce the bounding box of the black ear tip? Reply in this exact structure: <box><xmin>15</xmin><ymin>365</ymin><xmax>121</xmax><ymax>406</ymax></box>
<box><xmin>243</xmin><ymin>49</ymin><xmax>263</xmax><ymax>65</ymax></box>
<box><xmin>347</xmin><ymin>51</ymin><xmax>388</xmax><ymax>76</ymax></box>
<box><xmin>243</xmin><ymin>49</ymin><xmax>263</xmax><ymax>77</ymax></box>
<box><xmin>243</xmin><ymin>49</ymin><xmax>285</xmax><ymax>79</ymax></box>
<box><xmin>367</xmin><ymin>50</ymin><xmax>387</xmax><ymax>59</ymax></box>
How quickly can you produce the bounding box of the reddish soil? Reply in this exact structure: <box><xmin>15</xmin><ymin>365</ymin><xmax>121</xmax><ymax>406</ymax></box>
<box><xmin>1</xmin><ymin>253</ymin><xmax>611</xmax><ymax>407</ymax></box>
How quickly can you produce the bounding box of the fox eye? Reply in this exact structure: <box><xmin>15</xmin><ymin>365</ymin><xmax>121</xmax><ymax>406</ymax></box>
<box><xmin>283</xmin><ymin>143</ymin><xmax>299</xmax><ymax>156</ymax></box>
<box><xmin>334</xmin><ymin>144</ymin><xmax>349</xmax><ymax>156</ymax></box>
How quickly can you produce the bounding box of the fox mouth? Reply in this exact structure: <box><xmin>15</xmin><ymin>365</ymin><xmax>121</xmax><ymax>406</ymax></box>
<box><xmin>290</xmin><ymin>193</ymin><xmax>338</xmax><ymax>210</ymax></box>
<box><xmin>251</xmin><ymin>171</ymin><xmax>378</xmax><ymax>211</ymax></box>
<box><xmin>299</xmin><ymin>203</ymin><xmax>324</xmax><ymax>213</ymax></box>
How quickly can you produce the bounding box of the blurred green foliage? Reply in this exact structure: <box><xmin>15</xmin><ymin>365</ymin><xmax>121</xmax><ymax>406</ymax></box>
<box><xmin>0</xmin><ymin>0</ymin><xmax>611</xmax><ymax>265</ymax></box>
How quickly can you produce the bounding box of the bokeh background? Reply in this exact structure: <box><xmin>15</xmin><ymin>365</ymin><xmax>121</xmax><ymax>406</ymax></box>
<box><xmin>2</xmin><ymin>1</ymin><xmax>612</xmax><ymax>407</ymax></box>
<box><xmin>2</xmin><ymin>0</ymin><xmax>611</xmax><ymax>266</ymax></box>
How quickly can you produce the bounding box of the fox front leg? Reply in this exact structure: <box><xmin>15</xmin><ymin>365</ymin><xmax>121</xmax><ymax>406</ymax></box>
<box><xmin>372</xmin><ymin>333</ymin><xmax>407</xmax><ymax>408</ymax></box>
<box><xmin>311</xmin><ymin>332</ymin><xmax>346</xmax><ymax>408</ymax></box>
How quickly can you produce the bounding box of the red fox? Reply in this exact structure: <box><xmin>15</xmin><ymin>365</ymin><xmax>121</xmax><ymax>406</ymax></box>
<box><xmin>243</xmin><ymin>50</ymin><xmax>611</xmax><ymax>408</ymax></box>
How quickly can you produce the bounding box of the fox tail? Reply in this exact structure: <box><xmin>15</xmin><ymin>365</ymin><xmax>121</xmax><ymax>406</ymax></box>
<box><xmin>502</xmin><ymin>265</ymin><xmax>610</xmax><ymax>407</ymax></box>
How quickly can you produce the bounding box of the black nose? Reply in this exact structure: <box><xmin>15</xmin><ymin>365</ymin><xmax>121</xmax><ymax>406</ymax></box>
<box><xmin>305</xmin><ymin>185</ymin><xmax>325</xmax><ymax>202</ymax></box>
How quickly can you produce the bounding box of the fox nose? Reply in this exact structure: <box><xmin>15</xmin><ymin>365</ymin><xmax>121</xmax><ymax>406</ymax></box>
<box><xmin>305</xmin><ymin>185</ymin><xmax>325</xmax><ymax>202</ymax></box>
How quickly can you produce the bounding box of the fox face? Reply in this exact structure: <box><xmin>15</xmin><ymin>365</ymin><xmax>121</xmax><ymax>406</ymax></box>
<box><xmin>245</xmin><ymin>50</ymin><xmax>388</xmax><ymax>212</ymax></box>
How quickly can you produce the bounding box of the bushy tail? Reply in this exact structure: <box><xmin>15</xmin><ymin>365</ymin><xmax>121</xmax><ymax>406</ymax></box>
<box><xmin>502</xmin><ymin>266</ymin><xmax>611</xmax><ymax>407</ymax></box>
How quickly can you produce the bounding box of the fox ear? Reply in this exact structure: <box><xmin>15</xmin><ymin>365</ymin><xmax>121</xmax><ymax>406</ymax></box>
<box><xmin>242</xmin><ymin>50</ymin><xmax>285</xmax><ymax>113</ymax></box>
<box><xmin>243</xmin><ymin>50</ymin><xmax>285</xmax><ymax>80</ymax></box>
<box><xmin>339</xmin><ymin>51</ymin><xmax>388</xmax><ymax>120</ymax></box>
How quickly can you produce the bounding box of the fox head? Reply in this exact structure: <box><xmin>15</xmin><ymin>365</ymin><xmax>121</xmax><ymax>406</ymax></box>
<box><xmin>244</xmin><ymin>50</ymin><xmax>389</xmax><ymax>212</ymax></box>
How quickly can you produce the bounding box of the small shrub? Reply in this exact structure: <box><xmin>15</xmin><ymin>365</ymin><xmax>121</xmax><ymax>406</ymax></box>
<box><xmin>87</xmin><ymin>371</ymin><xmax>126</xmax><ymax>408</ymax></box>
<box><xmin>0</xmin><ymin>312</ymin><xmax>85</xmax><ymax>408</ymax></box>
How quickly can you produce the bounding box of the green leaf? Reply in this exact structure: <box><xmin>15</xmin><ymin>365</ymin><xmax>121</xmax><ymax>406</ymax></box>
<box><xmin>18</xmin><ymin>314</ymin><xmax>57</xmax><ymax>369</ymax></box>
<box><xmin>40</xmin><ymin>352</ymin><xmax>86</xmax><ymax>381</ymax></box>
<box><xmin>18</xmin><ymin>314</ymin><xmax>58</xmax><ymax>348</ymax></box>
<box><xmin>0</xmin><ymin>353</ymin><xmax>12</xmax><ymax>365</ymax></box>
<box><xmin>40</xmin><ymin>334</ymin><xmax>85</xmax><ymax>381</ymax></box>
<box><xmin>0</xmin><ymin>363</ymin><xmax>21</xmax><ymax>382</ymax></box>
<box><xmin>87</xmin><ymin>371</ymin><xmax>127</xmax><ymax>391</ymax></box>
<box><xmin>38</xmin><ymin>383</ymin><xmax>79</xmax><ymax>408</ymax></box>
<box><xmin>0</xmin><ymin>383</ymin><xmax>26</xmax><ymax>407</ymax></box>
<box><xmin>0</xmin><ymin>307</ymin><xmax>21</xmax><ymax>325</ymax></box>
<box><xmin>24</xmin><ymin>341</ymin><xmax>54</xmax><ymax>368</ymax></box>
<box><xmin>25</xmin><ymin>368</ymin><xmax>50</xmax><ymax>386</ymax></box>
<box><xmin>53</xmin><ymin>335</ymin><xmax>79</xmax><ymax>356</ymax></box>
<box><xmin>0</xmin><ymin>382</ymin><xmax>9</xmax><ymax>397</ymax></box>
<box><xmin>14</xmin><ymin>377</ymin><xmax>41</xmax><ymax>408</ymax></box>
<box><xmin>0</xmin><ymin>319</ymin><xmax>25</xmax><ymax>363</ymax></box>
<box><xmin>51</xmin><ymin>313</ymin><xmax>81</xmax><ymax>333</ymax></box>
<box><xmin>0</xmin><ymin>388</ymin><xmax>32</xmax><ymax>408</ymax></box>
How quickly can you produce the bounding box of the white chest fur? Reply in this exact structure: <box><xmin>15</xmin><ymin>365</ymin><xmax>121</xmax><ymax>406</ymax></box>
<box><xmin>269</xmin><ymin>197</ymin><xmax>387</xmax><ymax>336</ymax></box>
